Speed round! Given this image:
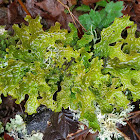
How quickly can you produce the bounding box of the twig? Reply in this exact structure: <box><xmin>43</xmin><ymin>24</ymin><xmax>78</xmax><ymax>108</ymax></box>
<box><xmin>17</xmin><ymin>0</ymin><xmax>32</xmax><ymax>17</ymax></box>
<box><xmin>126</xmin><ymin>111</ymin><xmax>140</xmax><ymax>121</ymax></box>
<box><xmin>116</xmin><ymin>128</ymin><xmax>131</xmax><ymax>140</ymax></box>
<box><xmin>126</xmin><ymin>114</ymin><xmax>139</xmax><ymax>120</ymax></box>
<box><xmin>68</xmin><ymin>11</ymin><xmax>87</xmax><ymax>32</ymax></box>
<box><xmin>66</xmin><ymin>128</ymin><xmax>89</xmax><ymax>140</ymax></box>
<box><xmin>128</xmin><ymin>110</ymin><xmax>140</xmax><ymax>115</ymax></box>
<box><xmin>67</xmin><ymin>7</ymin><xmax>80</xmax><ymax>33</ymax></box>
<box><xmin>126</xmin><ymin>120</ymin><xmax>140</xmax><ymax>139</ymax></box>
<box><xmin>57</xmin><ymin>0</ymin><xmax>87</xmax><ymax>32</ymax></box>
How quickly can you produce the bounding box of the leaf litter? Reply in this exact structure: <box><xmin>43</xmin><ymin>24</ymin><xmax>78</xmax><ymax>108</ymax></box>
<box><xmin>0</xmin><ymin>0</ymin><xmax>140</xmax><ymax>140</ymax></box>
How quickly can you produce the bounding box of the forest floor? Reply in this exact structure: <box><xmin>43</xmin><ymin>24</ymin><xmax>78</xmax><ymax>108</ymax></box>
<box><xmin>0</xmin><ymin>0</ymin><xmax>140</xmax><ymax>140</ymax></box>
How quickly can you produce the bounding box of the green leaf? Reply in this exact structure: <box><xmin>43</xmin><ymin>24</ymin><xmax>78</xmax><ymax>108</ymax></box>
<box><xmin>96</xmin><ymin>0</ymin><xmax>109</xmax><ymax>7</ymax></box>
<box><xmin>103</xmin><ymin>1</ymin><xmax>123</xmax><ymax>28</ymax></box>
<box><xmin>79</xmin><ymin>14</ymin><xmax>93</xmax><ymax>31</ymax></box>
<box><xmin>79</xmin><ymin>1</ymin><xmax>124</xmax><ymax>32</ymax></box>
<box><xmin>76</xmin><ymin>4</ymin><xmax>90</xmax><ymax>12</ymax></box>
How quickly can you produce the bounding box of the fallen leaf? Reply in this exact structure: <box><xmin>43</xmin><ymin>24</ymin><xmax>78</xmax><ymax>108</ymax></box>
<box><xmin>35</xmin><ymin>0</ymin><xmax>66</xmax><ymax>17</ymax></box>
<box><xmin>82</xmin><ymin>0</ymin><xmax>100</xmax><ymax>5</ymax></box>
<box><xmin>43</xmin><ymin>109</ymin><xmax>79</xmax><ymax>140</ymax></box>
<box><xmin>4</xmin><ymin>133</ymin><xmax>14</xmax><ymax>140</ymax></box>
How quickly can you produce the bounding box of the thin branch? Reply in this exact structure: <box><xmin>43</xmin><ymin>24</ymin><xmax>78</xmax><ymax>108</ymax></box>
<box><xmin>17</xmin><ymin>0</ymin><xmax>32</xmax><ymax>17</ymax></box>
<box><xmin>69</xmin><ymin>11</ymin><xmax>87</xmax><ymax>32</ymax></box>
<box><xmin>116</xmin><ymin>128</ymin><xmax>131</xmax><ymax>140</ymax></box>
<box><xmin>66</xmin><ymin>128</ymin><xmax>89</xmax><ymax>140</ymax></box>
<box><xmin>126</xmin><ymin>120</ymin><xmax>140</xmax><ymax>139</ymax></box>
<box><xmin>67</xmin><ymin>7</ymin><xmax>80</xmax><ymax>33</ymax></box>
<box><xmin>57</xmin><ymin>0</ymin><xmax>87</xmax><ymax>32</ymax></box>
<box><xmin>126</xmin><ymin>114</ymin><xmax>139</xmax><ymax>120</ymax></box>
<box><xmin>128</xmin><ymin>110</ymin><xmax>140</xmax><ymax>115</ymax></box>
<box><xmin>125</xmin><ymin>111</ymin><xmax>140</xmax><ymax>121</ymax></box>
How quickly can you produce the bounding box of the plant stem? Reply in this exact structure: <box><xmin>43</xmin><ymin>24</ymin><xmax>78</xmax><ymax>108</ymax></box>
<box><xmin>17</xmin><ymin>0</ymin><xmax>32</xmax><ymax>17</ymax></box>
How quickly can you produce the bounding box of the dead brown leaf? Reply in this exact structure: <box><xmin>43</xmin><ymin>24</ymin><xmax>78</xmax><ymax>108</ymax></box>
<box><xmin>35</xmin><ymin>0</ymin><xmax>69</xmax><ymax>17</ymax></box>
<box><xmin>0</xmin><ymin>7</ymin><xmax>8</xmax><ymax>25</ymax></box>
<box><xmin>82</xmin><ymin>0</ymin><xmax>100</xmax><ymax>5</ymax></box>
<box><xmin>117</xmin><ymin>100</ymin><xmax>140</xmax><ymax>140</ymax></box>
<box><xmin>122</xmin><ymin>0</ymin><xmax>140</xmax><ymax>31</ymax></box>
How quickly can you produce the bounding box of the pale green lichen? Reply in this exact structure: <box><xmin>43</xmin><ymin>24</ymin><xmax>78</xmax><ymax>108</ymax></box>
<box><xmin>0</xmin><ymin>15</ymin><xmax>140</xmax><ymax>131</ymax></box>
<box><xmin>5</xmin><ymin>115</ymin><xmax>43</xmax><ymax>140</ymax></box>
<box><xmin>0</xmin><ymin>26</ymin><xmax>6</xmax><ymax>35</ymax></box>
<box><xmin>95</xmin><ymin>105</ymin><xmax>134</xmax><ymax>140</ymax></box>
